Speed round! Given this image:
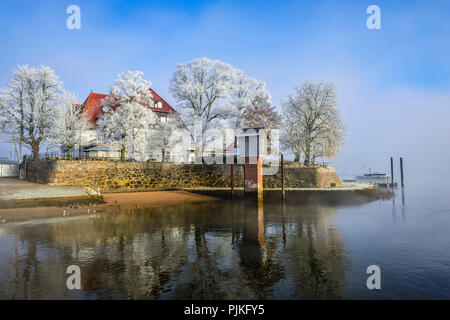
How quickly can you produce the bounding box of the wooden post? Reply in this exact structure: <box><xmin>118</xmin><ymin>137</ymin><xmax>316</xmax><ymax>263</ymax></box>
<box><xmin>244</xmin><ymin>156</ymin><xmax>263</xmax><ymax>199</ymax></box>
<box><xmin>390</xmin><ymin>157</ymin><xmax>394</xmax><ymax>187</ymax></box>
<box><xmin>281</xmin><ymin>154</ymin><xmax>285</xmax><ymax>199</ymax></box>
<box><xmin>257</xmin><ymin>156</ymin><xmax>263</xmax><ymax>200</ymax></box>
<box><xmin>231</xmin><ymin>163</ymin><xmax>235</xmax><ymax>199</ymax></box>
<box><xmin>400</xmin><ymin>157</ymin><xmax>404</xmax><ymax>187</ymax></box>
<box><xmin>281</xmin><ymin>202</ymin><xmax>287</xmax><ymax>246</ymax></box>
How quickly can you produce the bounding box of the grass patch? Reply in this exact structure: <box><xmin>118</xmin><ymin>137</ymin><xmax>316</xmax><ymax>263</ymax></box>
<box><xmin>0</xmin><ymin>195</ymin><xmax>104</xmax><ymax>209</ymax></box>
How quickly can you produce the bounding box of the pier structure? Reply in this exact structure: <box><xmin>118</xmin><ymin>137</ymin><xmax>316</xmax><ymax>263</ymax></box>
<box><xmin>237</xmin><ymin>127</ymin><xmax>267</xmax><ymax>199</ymax></box>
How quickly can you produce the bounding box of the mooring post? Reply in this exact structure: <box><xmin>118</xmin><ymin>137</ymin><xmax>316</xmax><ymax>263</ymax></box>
<box><xmin>390</xmin><ymin>157</ymin><xmax>394</xmax><ymax>187</ymax></box>
<box><xmin>281</xmin><ymin>154</ymin><xmax>285</xmax><ymax>200</ymax></box>
<box><xmin>400</xmin><ymin>157</ymin><xmax>404</xmax><ymax>187</ymax></box>
<box><xmin>231</xmin><ymin>163</ymin><xmax>235</xmax><ymax>199</ymax></box>
<box><xmin>281</xmin><ymin>202</ymin><xmax>287</xmax><ymax>246</ymax></box>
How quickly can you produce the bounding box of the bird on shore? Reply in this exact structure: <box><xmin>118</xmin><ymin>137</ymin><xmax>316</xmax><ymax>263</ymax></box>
<box><xmin>112</xmin><ymin>200</ymin><xmax>121</xmax><ymax>211</ymax></box>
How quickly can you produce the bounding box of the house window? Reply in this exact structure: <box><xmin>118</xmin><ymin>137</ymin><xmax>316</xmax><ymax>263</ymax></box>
<box><xmin>156</xmin><ymin>101</ymin><xmax>163</xmax><ymax>108</ymax></box>
<box><xmin>164</xmin><ymin>151</ymin><xmax>170</xmax><ymax>162</ymax></box>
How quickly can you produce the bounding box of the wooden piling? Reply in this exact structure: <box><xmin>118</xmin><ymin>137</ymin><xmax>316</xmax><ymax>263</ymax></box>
<box><xmin>231</xmin><ymin>163</ymin><xmax>235</xmax><ymax>199</ymax></box>
<box><xmin>400</xmin><ymin>157</ymin><xmax>404</xmax><ymax>187</ymax></box>
<box><xmin>390</xmin><ymin>157</ymin><xmax>394</xmax><ymax>187</ymax></box>
<box><xmin>281</xmin><ymin>154</ymin><xmax>285</xmax><ymax>199</ymax></box>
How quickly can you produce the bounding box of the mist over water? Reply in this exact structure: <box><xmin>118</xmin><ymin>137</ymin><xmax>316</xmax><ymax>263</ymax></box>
<box><xmin>0</xmin><ymin>177</ymin><xmax>449</xmax><ymax>299</ymax></box>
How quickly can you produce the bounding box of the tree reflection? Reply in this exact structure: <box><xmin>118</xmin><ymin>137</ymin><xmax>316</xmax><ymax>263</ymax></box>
<box><xmin>280</xmin><ymin>204</ymin><xmax>348</xmax><ymax>299</ymax></box>
<box><xmin>0</xmin><ymin>199</ymin><xmax>348</xmax><ymax>299</ymax></box>
<box><xmin>235</xmin><ymin>200</ymin><xmax>284</xmax><ymax>299</ymax></box>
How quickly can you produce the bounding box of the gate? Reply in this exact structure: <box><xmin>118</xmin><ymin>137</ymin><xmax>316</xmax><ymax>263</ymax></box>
<box><xmin>0</xmin><ymin>163</ymin><xmax>19</xmax><ymax>177</ymax></box>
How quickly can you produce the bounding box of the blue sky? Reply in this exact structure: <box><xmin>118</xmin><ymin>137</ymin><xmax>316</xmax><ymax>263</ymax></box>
<box><xmin>0</xmin><ymin>0</ymin><xmax>449</xmax><ymax>178</ymax></box>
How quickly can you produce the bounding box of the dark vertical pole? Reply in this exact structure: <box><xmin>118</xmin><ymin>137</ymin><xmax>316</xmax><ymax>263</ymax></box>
<box><xmin>281</xmin><ymin>202</ymin><xmax>287</xmax><ymax>246</ymax></box>
<box><xmin>390</xmin><ymin>157</ymin><xmax>394</xmax><ymax>187</ymax></box>
<box><xmin>231</xmin><ymin>163</ymin><xmax>234</xmax><ymax>199</ymax></box>
<box><xmin>400</xmin><ymin>157</ymin><xmax>404</xmax><ymax>187</ymax></box>
<box><xmin>281</xmin><ymin>154</ymin><xmax>285</xmax><ymax>200</ymax></box>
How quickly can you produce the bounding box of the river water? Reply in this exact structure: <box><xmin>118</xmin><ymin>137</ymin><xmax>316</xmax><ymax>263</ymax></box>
<box><xmin>0</xmin><ymin>178</ymin><xmax>449</xmax><ymax>299</ymax></box>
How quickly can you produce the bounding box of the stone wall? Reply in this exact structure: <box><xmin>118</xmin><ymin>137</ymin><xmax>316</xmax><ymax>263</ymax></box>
<box><xmin>25</xmin><ymin>160</ymin><xmax>341</xmax><ymax>191</ymax></box>
<box><xmin>264</xmin><ymin>165</ymin><xmax>342</xmax><ymax>189</ymax></box>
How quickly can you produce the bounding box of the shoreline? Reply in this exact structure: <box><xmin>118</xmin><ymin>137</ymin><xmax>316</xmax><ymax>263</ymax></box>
<box><xmin>0</xmin><ymin>183</ymin><xmax>392</xmax><ymax>224</ymax></box>
<box><xmin>184</xmin><ymin>183</ymin><xmax>393</xmax><ymax>203</ymax></box>
<box><xmin>0</xmin><ymin>190</ymin><xmax>219</xmax><ymax>223</ymax></box>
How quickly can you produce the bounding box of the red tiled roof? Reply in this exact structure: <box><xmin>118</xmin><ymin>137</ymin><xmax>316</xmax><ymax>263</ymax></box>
<box><xmin>80</xmin><ymin>88</ymin><xmax>177</xmax><ymax>127</ymax></box>
<box><xmin>149</xmin><ymin>88</ymin><xmax>177</xmax><ymax>113</ymax></box>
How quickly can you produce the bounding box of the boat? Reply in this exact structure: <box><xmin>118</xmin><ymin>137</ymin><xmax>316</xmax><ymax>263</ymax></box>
<box><xmin>355</xmin><ymin>173</ymin><xmax>396</xmax><ymax>187</ymax></box>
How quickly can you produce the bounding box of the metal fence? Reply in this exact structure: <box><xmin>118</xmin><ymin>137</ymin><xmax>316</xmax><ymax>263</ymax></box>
<box><xmin>26</xmin><ymin>152</ymin><xmax>135</xmax><ymax>162</ymax></box>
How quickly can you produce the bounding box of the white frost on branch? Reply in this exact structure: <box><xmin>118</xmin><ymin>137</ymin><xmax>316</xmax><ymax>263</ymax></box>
<box><xmin>147</xmin><ymin>114</ymin><xmax>185</xmax><ymax>162</ymax></box>
<box><xmin>97</xmin><ymin>71</ymin><xmax>158</xmax><ymax>160</ymax></box>
<box><xmin>170</xmin><ymin>58</ymin><xmax>234</xmax><ymax>130</ymax></box>
<box><xmin>281</xmin><ymin>81</ymin><xmax>346</xmax><ymax>164</ymax></box>
<box><xmin>0</xmin><ymin>65</ymin><xmax>64</xmax><ymax>158</ymax></box>
<box><xmin>169</xmin><ymin>58</ymin><xmax>271</xmax><ymax>161</ymax></box>
<box><xmin>46</xmin><ymin>92</ymin><xmax>91</xmax><ymax>159</ymax></box>
<box><xmin>229</xmin><ymin>70</ymin><xmax>269</xmax><ymax>129</ymax></box>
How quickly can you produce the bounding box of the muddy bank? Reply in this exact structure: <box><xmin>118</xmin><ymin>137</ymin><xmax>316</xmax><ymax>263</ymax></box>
<box><xmin>0</xmin><ymin>191</ymin><xmax>218</xmax><ymax>223</ymax></box>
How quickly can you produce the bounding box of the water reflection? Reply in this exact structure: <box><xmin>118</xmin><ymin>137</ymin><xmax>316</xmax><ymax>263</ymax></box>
<box><xmin>401</xmin><ymin>188</ymin><xmax>406</xmax><ymax>206</ymax></box>
<box><xmin>401</xmin><ymin>187</ymin><xmax>406</xmax><ymax>223</ymax></box>
<box><xmin>391</xmin><ymin>187</ymin><xmax>407</xmax><ymax>224</ymax></box>
<box><xmin>0</xmin><ymin>200</ymin><xmax>348</xmax><ymax>299</ymax></box>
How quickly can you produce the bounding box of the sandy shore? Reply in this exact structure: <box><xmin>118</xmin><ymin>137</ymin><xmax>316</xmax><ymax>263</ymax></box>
<box><xmin>0</xmin><ymin>191</ymin><xmax>218</xmax><ymax>223</ymax></box>
<box><xmin>0</xmin><ymin>179</ymin><xmax>390</xmax><ymax>224</ymax></box>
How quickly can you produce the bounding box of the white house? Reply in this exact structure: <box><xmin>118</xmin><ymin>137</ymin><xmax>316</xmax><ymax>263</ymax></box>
<box><xmin>76</xmin><ymin>89</ymin><xmax>194</xmax><ymax>162</ymax></box>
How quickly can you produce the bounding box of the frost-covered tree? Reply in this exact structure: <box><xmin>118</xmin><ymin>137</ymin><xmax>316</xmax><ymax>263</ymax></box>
<box><xmin>309</xmin><ymin>125</ymin><xmax>343</xmax><ymax>164</ymax></box>
<box><xmin>147</xmin><ymin>114</ymin><xmax>184</xmax><ymax>162</ymax></box>
<box><xmin>229</xmin><ymin>70</ymin><xmax>269</xmax><ymax>129</ymax></box>
<box><xmin>280</xmin><ymin>123</ymin><xmax>303</xmax><ymax>162</ymax></box>
<box><xmin>97</xmin><ymin>71</ymin><xmax>158</xmax><ymax>161</ymax></box>
<box><xmin>0</xmin><ymin>65</ymin><xmax>63</xmax><ymax>159</ymax></box>
<box><xmin>169</xmin><ymin>58</ymin><xmax>237</xmax><ymax>159</ymax></box>
<box><xmin>281</xmin><ymin>81</ymin><xmax>345</xmax><ymax>165</ymax></box>
<box><xmin>0</xmin><ymin>118</ymin><xmax>22</xmax><ymax>162</ymax></box>
<box><xmin>242</xmin><ymin>91</ymin><xmax>282</xmax><ymax>129</ymax></box>
<box><xmin>47</xmin><ymin>93</ymin><xmax>91</xmax><ymax>159</ymax></box>
<box><xmin>169</xmin><ymin>58</ymin><xmax>271</xmax><ymax>161</ymax></box>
